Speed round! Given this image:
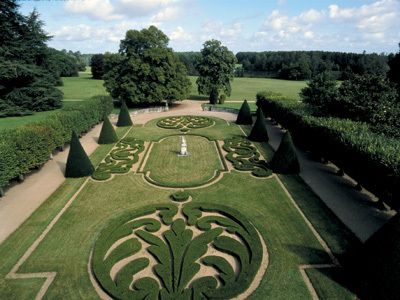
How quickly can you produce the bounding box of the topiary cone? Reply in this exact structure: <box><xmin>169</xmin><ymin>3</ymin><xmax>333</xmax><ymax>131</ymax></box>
<box><xmin>65</xmin><ymin>131</ymin><xmax>95</xmax><ymax>178</ymax></box>
<box><xmin>116</xmin><ymin>102</ymin><xmax>133</xmax><ymax>127</ymax></box>
<box><xmin>98</xmin><ymin>117</ymin><xmax>118</xmax><ymax>144</ymax></box>
<box><xmin>248</xmin><ymin>108</ymin><xmax>268</xmax><ymax>142</ymax></box>
<box><xmin>270</xmin><ymin>131</ymin><xmax>300</xmax><ymax>174</ymax></box>
<box><xmin>236</xmin><ymin>99</ymin><xmax>253</xmax><ymax>125</ymax></box>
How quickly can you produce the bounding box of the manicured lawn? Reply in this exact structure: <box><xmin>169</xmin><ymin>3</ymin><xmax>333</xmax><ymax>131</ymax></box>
<box><xmin>0</xmin><ymin>115</ymin><xmax>359</xmax><ymax>299</ymax></box>
<box><xmin>188</xmin><ymin>76</ymin><xmax>307</xmax><ymax>101</ymax></box>
<box><xmin>58</xmin><ymin>72</ymin><xmax>109</xmax><ymax>100</ymax></box>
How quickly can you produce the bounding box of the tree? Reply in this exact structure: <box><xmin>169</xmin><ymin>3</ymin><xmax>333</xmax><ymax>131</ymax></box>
<box><xmin>0</xmin><ymin>1</ymin><xmax>63</xmax><ymax>115</ymax></box>
<box><xmin>300</xmin><ymin>71</ymin><xmax>339</xmax><ymax>115</ymax></box>
<box><xmin>388</xmin><ymin>43</ymin><xmax>400</xmax><ymax>87</ymax></box>
<box><xmin>270</xmin><ymin>131</ymin><xmax>300</xmax><ymax>174</ymax></box>
<box><xmin>116</xmin><ymin>102</ymin><xmax>133</xmax><ymax>127</ymax></box>
<box><xmin>65</xmin><ymin>131</ymin><xmax>95</xmax><ymax>178</ymax></box>
<box><xmin>91</xmin><ymin>54</ymin><xmax>105</xmax><ymax>79</ymax></box>
<box><xmin>98</xmin><ymin>117</ymin><xmax>118</xmax><ymax>144</ymax></box>
<box><xmin>195</xmin><ymin>40</ymin><xmax>237</xmax><ymax>104</ymax></box>
<box><xmin>248</xmin><ymin>108</ymin><xmax>269</xmax><ymax>142</ymax></box>
<box><xmin>236</xmin><ymin>100</ymin><xmax>253</xmax><ymax>125</ymax></box>
<box><xmin>103</xmin><ymin>26</ymin><xmax>191</xmax><ymax>106</ymax></box>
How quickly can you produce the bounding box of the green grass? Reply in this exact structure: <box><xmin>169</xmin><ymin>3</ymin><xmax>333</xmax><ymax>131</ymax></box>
<box><xmin>142</xmin><ymin>135</ymin><xmax>224</xmax><ymax>187</ymax></box>
<box><xmin>188</xmin><ymin>76</ymin><xmax>307</xmax><ymax>101</ymax></box>
<box><xmin>0</xmin><ymin>115</ymin><xmax>359</xmax><ymax>299</ymax></box>
<box><xmin>58</xmin><ymin>72</ymin><xmax>108</xmax><ymax>100</ymax></box>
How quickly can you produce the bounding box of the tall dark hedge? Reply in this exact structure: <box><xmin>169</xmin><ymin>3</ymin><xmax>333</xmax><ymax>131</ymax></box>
<box><xmin>98</xmin><ymin>117</ymin><xmax>118</xmax><ymax>144</ymax></box>
<box><xmin>65</xmin><ymin>131</ymin><xmax>94</xmax><ymax>178</ymax></box>
<box><xmin>236</xmin><ymin>99</ymin><xmax>253</xmax><ymax>125</ymax></box>
<box><xmin>116</xmin><ymin>102</ymin><xmax>133</xmax><ymax>127</ymax></box>
<box><xmin>270</xmin><ymin>131</ymin><xmax>300</xmax><ymax>174</ymax></box>
<box><xmin>248</xmin><ymin>108</ymin><xmax>269</xmax><ymax>142</ymax></box>
<box><xmin>0</xmin><ymin>95</ymin><xmax>112</xmax><ymax>193</ymax></box>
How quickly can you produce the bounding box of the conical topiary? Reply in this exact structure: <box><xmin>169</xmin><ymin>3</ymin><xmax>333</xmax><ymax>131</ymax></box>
<box><xmin>116</xmin><ymin>102</ymin><xmax>133</xmax><ymax>127</ymax></box>
<box><xmin>236</xmin><ymin>99</ymin><xmax>253</xmax><ymax>125</ymax></box>
<box><xmin>248</xmin><ymin>108</ymin><xmax>269</xmax><ymax>142</ymax></box>
<box><xmin>65</xmin><ymin>131</ymin><xmax>95</xmax><ymax>178</ymax></box>
<box><xmin>98</xmin><ymin>117</ymin><xmax>118</xmax><ymax>144</ymax></box>
<box><xmin>270</xmin><ymin>131</ymin><xmax>300</xmax><ymax>174</ymax></box>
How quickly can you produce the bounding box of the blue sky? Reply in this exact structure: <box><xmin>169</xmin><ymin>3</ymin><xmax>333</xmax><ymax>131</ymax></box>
<box><xmin>18</xmin><ymin>0</ymin><xmax>400</xmax><ymax>54</ymax></box>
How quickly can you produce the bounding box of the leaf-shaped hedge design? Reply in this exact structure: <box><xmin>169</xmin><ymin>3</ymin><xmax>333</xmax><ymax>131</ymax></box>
<box><xmin>157</xmin><ymin>116</ymin><xmax>214</xmax><ymax>130</ymax></box>
<box><xmin>92</xmin><ymin>201</ymin><xmax>266</xmax><ymax>299</ymax></box>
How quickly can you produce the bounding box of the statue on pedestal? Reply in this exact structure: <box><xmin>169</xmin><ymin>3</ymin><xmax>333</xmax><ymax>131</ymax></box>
<box><xmin>178</xmin><ymin>136</ymin><xmax>189</xmax><ymax>156</ymax></box>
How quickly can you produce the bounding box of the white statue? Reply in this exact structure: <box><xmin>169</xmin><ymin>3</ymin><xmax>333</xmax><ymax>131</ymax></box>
<box><xmin>179</xmin><ymin>136</ymin><xmax>189</xmax><ymax>156</ymax></box>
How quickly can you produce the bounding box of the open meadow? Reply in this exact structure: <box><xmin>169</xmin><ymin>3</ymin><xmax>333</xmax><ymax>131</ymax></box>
<box><xmin>0</xmin><ymin>111</ymin><xmax>360</xmax><ymax>299</ymax></box>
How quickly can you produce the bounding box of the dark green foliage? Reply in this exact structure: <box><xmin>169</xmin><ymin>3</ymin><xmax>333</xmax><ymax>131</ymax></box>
<box><xmin>353</xmin><ymin>213</ymin><xmax>400</xmax><ymax>299</ymax></box>
<box><xmin>116</xmin><ymin>102</ymin><xmax>133</xmax><ymax>127</ymax></box>
<box><xmin>103</xmin><ymin>26</ymin><xmax>191</xmax><ymax>106</ymax></box>
<box><xmin>90</xmin><ymin>54</ymin><xmax>105</xmax><ymax>79</ymax></box>
<box><xmin>0</xmin><ymin>95</ymin><xmax>110</xmax><ymax>191</ymax></box>
<box><xmin>219</xmin><ymin>93</ymin><xmax>226</xmax><ymax>104</ymax></box>
<box><xmin>195</xmin><ymin>39</ymin><xmax>237</xmax><ymax>104</ymax></box>
<box><xmin>236</xmin><ymin>100</ymin><xmax>253</xmax><ymax>125</ymax></box>
<box><xmin>270</xmin><ymin>131</ymin><xmax>300</xmax><ymax>174</ymax></box>
<box><xmin>157</xmin><ymin>116</ymin><xmax>214</xmax><ymax>129</ymax></box>
<box><xmin>0</xmin><ymin>2</ymin><xmax>64</xmax><ymax>115</ymax></box>
<box><xmin>98</xmin><ymin>117</ymin><xmax>118</xmax><ymax>144</ymax></box>
<box><xmin>256</xmin><ymin>91</ymin><xmax>400</xmax><ymax>208</ymax></box>
<box><xmin>65</xmin><ymin>131</ymin><xmax>94</xmax><ymax>178</ymax></box>
<box><xmin>248</xmin><ymin>108</ymin><xmax>269</xmax><ymax>142</ymax></box>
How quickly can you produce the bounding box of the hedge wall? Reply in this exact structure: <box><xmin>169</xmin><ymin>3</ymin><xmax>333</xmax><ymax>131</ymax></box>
<box><xmin>0</xmin><ymin>95</ymin><xmax>113</xmax><ymax>194</ymax></box>
<box><xmin>257</xmin><ymin>91</ymin><xmax>400</xmax><ymax>209</ymax></box>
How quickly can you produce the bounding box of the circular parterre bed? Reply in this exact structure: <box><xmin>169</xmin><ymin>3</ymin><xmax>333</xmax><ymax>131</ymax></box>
<box><xmin>157</xmin><ymin>116</ymin><xmax>214</xmax><ymax>130</ymax></box>
<box><xmin>92</xmin><ymin>195</ymin><xmax>267</xmax><ymax>300</ymax></box>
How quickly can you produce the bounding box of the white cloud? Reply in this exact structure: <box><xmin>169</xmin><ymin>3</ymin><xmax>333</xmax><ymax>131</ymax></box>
<box><xmin>169</xmin><ymin>26</ymin><xmax>193</xmax><ymax>42</ymax></box>
<box><xmin>150</xmin><ymin>6</ymin><xmax>183</xmax><ymax>22</ymax></box>
<box><xmin>63</xmin><ymin>0</ymin><xmax>123</xmax><ymax>21</ymax></box>
<box><xmin>299</xmin><ymin>9</ymin><xmax>325</xmax><ymax>24</ymax></box>
<box><xmin>114</xmin><ymin>0</ymin><xmax>182</xmax><ymax>18</ymax></box>
<box><xmin>264</xmin><ymin>10</ymin><xmax>289</xmax><ymax>30</ymax></box>
<box><xmin>220</xmin><ymin>22</ymin><xmax>243</xmax><ymax>37</ymax></box>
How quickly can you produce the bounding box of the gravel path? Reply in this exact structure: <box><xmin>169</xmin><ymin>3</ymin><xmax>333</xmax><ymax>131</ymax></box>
<box><xmin>0</xmin><ymin>100</ymin><xmax>394</xmax><ymax>245</ymax></box>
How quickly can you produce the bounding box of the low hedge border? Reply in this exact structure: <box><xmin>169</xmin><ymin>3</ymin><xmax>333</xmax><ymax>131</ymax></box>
<box><xmin>256</xmin><ymin>91</ymin><xmax>400</xmax><ymax>209</ymax></box>
<box><xmin>92</xmin><ymin>200</ymin><xmax>264</xmax><ymax>300</ymax></box>
<box><xmin>0</xmin><ymin>95</ymin><xmax>113</xmax><ymax>194</ymax></box>
<box><xmin>157</xmin><ymin>115</ymin><xmax>214</xmax><ymax>130</ymax></box>
<box><xmin>91</xmin><ymin>137</ymin><xmax>145</xmax><ymax>181</ymax></box>
<box><xmin>223</xmin><ymin>136</ymin><xmax>272</xmax><ymax>178</ymax></box>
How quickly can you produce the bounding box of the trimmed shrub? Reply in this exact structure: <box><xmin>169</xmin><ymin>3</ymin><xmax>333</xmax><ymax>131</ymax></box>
<box><xmin>248</xmin><ymin>108</ymin><xmax>269</xmax><ymax>142</ymax></box>
<box><xmin>116</xmin><ymin>102</ymin><xmax>133</xmax><ymax>127</ymax></box>
<box><xmin>270</xmin><ymin>131</ymin><xmax>300</xmax><ymax>174</ymax></box>
<box><xmin>98</xmin><ymin>117</ymin><xmax>118</xmax><ymax>144</ymax></box>
<box><xmin>236</xmin><ymin>99</ymin><xmax>253</xmax><ymax>125</ymax></box>
<box><xmin>171</xmin><ymin>191</ymin><xmax>190</xmax><ymax>202</ymax></box>
<box><xmin>219</xmin><ymin>93</ymin><xmax>226</xmax><ymax>104</ymax></box>
<box><xmin>65</xmin><ymin>131</ymin><xmax>95</xmax><ymax>178</ymax></box>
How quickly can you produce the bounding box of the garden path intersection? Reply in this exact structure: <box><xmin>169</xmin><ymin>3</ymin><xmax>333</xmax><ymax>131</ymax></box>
<box><xmin>0</xmin><ymin>99</ymin><xmax>395</xmax><ymax>299</ymax></box>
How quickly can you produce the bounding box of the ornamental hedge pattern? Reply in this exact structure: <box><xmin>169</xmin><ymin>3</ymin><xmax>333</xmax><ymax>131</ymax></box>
<box><xmin>92</xmin><ymin>138</ymin><xmax>145</xmax><ymax>181</ymax></box>
<box><xmin>157</xmin><ymin>116</ymin><xmax>214</xmax><ymax>130</ymax></box>
<box><xmin>92</xmin><ymin>199</ymin><xmax>265</xmax><ymax>300</ymax></box>
<box><xmin>223</xmin><ymin>136</ymin><xmax>272</xmax><ymax>177</ymax></box>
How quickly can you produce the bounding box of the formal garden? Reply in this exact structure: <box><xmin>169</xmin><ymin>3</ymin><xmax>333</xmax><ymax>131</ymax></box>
<box><xmin>0</xmin><ymin>107</ymin><xmax>364</xmax><ymax>299</ymax></box>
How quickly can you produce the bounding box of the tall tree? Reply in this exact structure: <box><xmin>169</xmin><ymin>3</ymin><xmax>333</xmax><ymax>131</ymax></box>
<box><xmin>103</xmin><ymin>26</ymin><xmax>191</xmax><ymax>106</ymax></box>
<box><xmin>195</xmin><ymin>40</ymin><xmax>237</xmax><ymax>104</ymax></box>
<box><xmin>91</xmin><ymin>54</ymin><xmax>105</xmax><ymax>79</ymax></box>
<box><xmin>0</xmin><ymin>1</ymin><xmax>62</xmax><ymax>116</ymax></box>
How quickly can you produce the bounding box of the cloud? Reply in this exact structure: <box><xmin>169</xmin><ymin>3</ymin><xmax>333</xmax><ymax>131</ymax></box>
<box><xmin>169</xmin><ymin>26</ymin><xmax>193</xmax><ymax>41</ymax></box>
<box><xmin>149</xmin><ymin>6</ymin><xmax>183</xmax><ymax>22</ymax></box>
<box><xmin>63</xmin><ymin>0</ymin><xmax>183</xmax><ymax>21</ymax></box>
<box><xmin>220</xmin><ymin>22</ymin><xmax>243</xmax><ymax>37</ymax></box>
<box><xmin>63</xmin><ymin>0</ymin><xmax>123</xmax><ymax>21</ymax></box>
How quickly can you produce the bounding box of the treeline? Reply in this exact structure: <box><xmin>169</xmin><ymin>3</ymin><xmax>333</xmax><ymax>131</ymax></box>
<box><xmin>236</xmin><ymin>51</ymin><xmax>391</xmax><ymax>80</ymax></box>
<box><xmin>0</xmin><ymin>1</ymin><xmax>87</xmax><ymax>117</ymax></box>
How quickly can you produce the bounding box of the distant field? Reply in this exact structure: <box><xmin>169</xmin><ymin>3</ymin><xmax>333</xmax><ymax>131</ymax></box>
<box><xmin>57</xmin><ymin>72</ymin><xmax>108</xmax><ymax>100</ymax></box>
<box><xmin>188</xmin><ymin>76</ymin><xmax>306</xmax><ymax>101</ymax></box>
<box><xmin>1</xmin><ymin>73</ymin><xmax>306</xmax><ymax>131</ymax></box>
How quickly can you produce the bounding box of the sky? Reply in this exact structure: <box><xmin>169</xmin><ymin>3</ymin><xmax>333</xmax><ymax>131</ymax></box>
<box><xmin>18</xmin><ymin>0</ymin><xmax>400</xmax><ymax>54</ymax></box>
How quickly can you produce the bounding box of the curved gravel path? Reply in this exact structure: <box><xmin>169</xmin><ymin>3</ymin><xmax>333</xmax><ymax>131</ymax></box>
<box><xmin>0</xmin><ymin>99</ymin><xmax>394</xmax><ymax>245</ymax></box>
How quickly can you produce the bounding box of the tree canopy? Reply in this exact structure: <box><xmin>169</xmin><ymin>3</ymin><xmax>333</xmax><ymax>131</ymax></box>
<box><xmin>0</xmin><ymin>0</ymin><xmax>70</xmax><ymax>117</ymax></box>
<box><xmin>103</xmin><ymin>26</ymin><xmax>191</xmax><ymax>106</ymax></box>
<box><xmin>195</xmin><ymin>40</ymin><xmax>237</xmax><ymax>104</ymax></box>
